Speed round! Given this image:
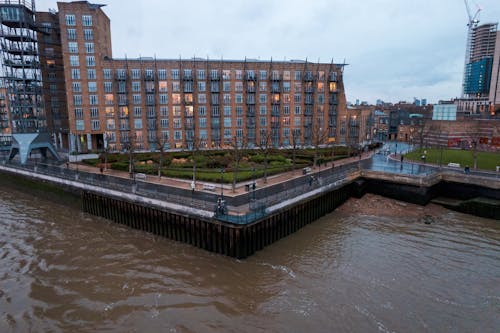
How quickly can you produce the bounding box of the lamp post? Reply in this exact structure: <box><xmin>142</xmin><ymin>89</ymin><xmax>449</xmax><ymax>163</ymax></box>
<box><xmin>252</xmin><ymin>167</ymin><xmax>256</xmax><ymax>201</ymax></box>
<box><xmin>220</xmin><ymin>168</ymin><xmax>224</xmax><ymax>201</ymax></box>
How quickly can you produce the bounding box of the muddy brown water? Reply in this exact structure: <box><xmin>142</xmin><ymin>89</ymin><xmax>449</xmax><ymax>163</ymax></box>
<box><xmin>0</xmin><ymin>186</ymin><xmax>499</xmax><ymax>332</ymax></box>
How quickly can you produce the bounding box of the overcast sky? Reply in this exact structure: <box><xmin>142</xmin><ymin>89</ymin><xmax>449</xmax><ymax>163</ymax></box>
<box><xmin>36</xmin><ymin>0</ymin><xmax>500</xmax><ymax>104</ymax></box>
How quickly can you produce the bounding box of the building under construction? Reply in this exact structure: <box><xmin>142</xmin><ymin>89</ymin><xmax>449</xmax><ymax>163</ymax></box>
<box><xmin>458</xmin><ymin>1</ymin><xmax>500</xmax><ymax>116</ymax></box>
<box><xmin>0</xmin><ymin>0</ymin><xmax>59</xmax><ymax>162</ymax></box>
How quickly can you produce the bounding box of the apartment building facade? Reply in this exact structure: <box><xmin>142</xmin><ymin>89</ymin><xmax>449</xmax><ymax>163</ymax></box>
<box><xmin>35</xmin><ymin>1</ymin><xmax>347</xmax><ymax>153</ymax></box>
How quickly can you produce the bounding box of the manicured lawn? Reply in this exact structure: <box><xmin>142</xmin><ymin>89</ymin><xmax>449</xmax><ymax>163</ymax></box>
<box><xmin>405</xmin><ymin>148</ymin><xmax>500</xmax><ymax>171</ymax></box>
<box><xmin>82</xmin><ymin>145</ymin><xmax>379</xmax><ymax>183</ymax></box>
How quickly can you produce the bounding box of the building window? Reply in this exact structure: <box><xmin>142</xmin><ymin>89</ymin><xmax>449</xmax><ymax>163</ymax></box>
<box><xmin>173</xmin><ymin>106</ymin><xmax>181</xmax><ymax>116</ymax></box>
<box><xmin>172</xmin><ymin>94</ymin><xmax>181</xmax><ymax>104</ymax></box>
<box><xmin>235</xmin><ymin>94</ymin><xmax>243</xmax><ymax>104</ymax></box>
<box><xmin>104</xmin><ymin>82</ymin><xmax>112</xmax><ymax>93</ymax></box>
<box><xmin>223</xmin><ymin>94</ymin><xmax>231</xmax><ymax>104</ymax></box>
<box><xmin>158</xmin><ymin>81</ymin><xmax>167</xmax><ymax>92</ymax></box>
<box><xmin>260</xmin><ymin>106</ymin><xmax>267</xmax><ymax>115</ymax></box>
<box><xmin>134</xmin><ymin>119</ymin><xmax>142</xmax><ymax>129</ymax></box>
<box><xmin>67</xmin><ymin>28</ymin><xmax>76</xmax><ymax>39</ymax></box>
<box><xmin>198</xmin><ymin>93</ymin><xmax>206</xmax><ymax>104</ymax></box>
<box><xmin>132</xmin><ymin>94</ymin><xmax>141</xmax><ymax>104</ymax></box>
<box><xmin>72</xmin><ymin>82</ymin><xmax>81</xmax><ymax>92</ymax></box>
<box><xmin>160</xmin><ymin>118</ymin><xmax>169</xmax><ymax>128</ymax></box>
<box><xmin>68</xmin><ymin>42</ymin><xmax>78</xmax><ymax>53</ymax></box>
<box><xmin>259</xmin><ymin>94</ymin><xmax>267</xmax><ymax>103</ymax></box>
<box><xmin>223</xmin><ymin>81</ymin><xmax>231</xmax><ymax>92</ymax></box>
<box><xmin>86</xmin><ymin>56</ymin><xmax>95</xmax><ymax>67</ymax></box>
<box><xmin>197</xmin><ymin>70</ymin><xmax>205</xmax><ymax>80</ymax></box>
<box><xmin>260</xmin><ymin>117</ymin><xmax>267</xmax><ymax>126</ymax></box>
<box><xmin>160</xmin><ymin>107</ymin><xmax>168</xmax><ymax>117</ymax></box>
<box><xmin>71</xmin><ymin>68</ymin><xmax>80</xmax><ymax>80</ymax></box>
<box><xmin>199</xmin><ymin>117</ymin><xmax>207</xmax><ymax>128</ymax></box>
<box><xmin>224</xmin><ymin>117</ymin><xmax>231</xmax><ymax>127</ymax></box>
<box><xmin>294</xmin><ymin>71</ymin><xmax>301</xmax><ymax>81</ymax></box>
<box><xmin>84</xmin><ymin>29</ymin><xmax>93</xmax><ymax>40</ymax></box>
<box><xmin>105</xmin><ymin>94</ymin><xmax>113</xmax><ymax>105</ymax></box>
<box><xmin>65</xmin><ymin>14</ymin><xmax>76</xmax><ymax>26</ymax></box>
<box><xmin>89</xmin><ymin>95</ymin><xmax>98</xmax><ymax>105</ymax></box>
<box><xmin>103</xmin><ymin>68</ymin><xmax>112</xmax><ymax>79</ymax></box>
<box><xmin>172</xmin><ymin>81</ymin><xmax>180</xmax><ymax>92</ymax></box>
<box><xmin>159</xmin><ymin>94</ymin><xmax>168</xmax><ymax>104</ymax></box>
<box><xmin>76</xmin><ymin>120</ymin><xmax>84</xmax><ymax>131</ymax></box>
<box><xmin>82</xmin><ymin>15</ymin><xmax>92</xmax><ymax>26</ymax></box>
<box><xmin>174</xmin><ymin>131</ymin><xmax>182</xmax><ymax>140</ymax></box>
<box><xmin>88</xmin><ymin>81</ymin><xmax>97</xmax><ymax>92</ymax></box>
<box><xmin>158</xmin><ymin>69</ymin><xmax>167</xmax><ymax>80</ymax></box>
<box><xmin>131</xmin><ymin>69</ymin><xmax>140</xmax><ymax>79</ymax></box>
<box><xmin>171</xmin><ymin>69</ymin><xmax>180</xmax><ymax>80</ymax></box>
<box><xmin>132</xmin><ymin>81</ymin><xmax>141</xmax><ymax>92</ymax></box>
<box><xmin>74</xmin><ymin>108</ymin><xmax>83</xmax><ymax>119</ymax></box>
<box><xmin>69</xmin><ymin>55</ymin><xmax>79</xmax><ymax>66</ymax></box>
<box><xmin>260</xmin><ymin>70</ymin><xmax>267</xmax><ymax>80</ymax></box>
<box><xmin>87</xmin><ymin>69</ymin><xmax>96</xmax><ymax>79</ymax></box>
<box><xmin>85</xmin><ymin>42</ymin><xmax>94</xmax><ymax>53</ymax></box>
<box><xmin>90</xmin><ymin>107</ymin><xmax>99</xmax><ymax>118</ymax></box>
<box><xmin>173</xmin><ymin>118</ymin><xmax>182</xmax><ymax>128</ymax></box>
<box><xmin>73</xmin><ymin>95</ymin><xmax>82</xmax><ymax>106</ymax></box>
<box><xmin>198</xmin><ymin>82</ymin><xmax>206</xmax><ymax>92</ymax></box>
<box><xmin>198</xmin><ymin>106</ymin><xmax>206</xmax><ymax>116</ymax></box>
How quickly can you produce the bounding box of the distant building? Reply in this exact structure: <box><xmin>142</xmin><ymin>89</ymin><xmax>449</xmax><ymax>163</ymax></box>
<box><xmin>458</xmin><ymin>22</ymin><xmax>500</xmax><ymax>116</ymax></box>
<box><xmin>433</xmin><ymin>103</ymin><xmax>457</xmax><ymax>121</ymax></box>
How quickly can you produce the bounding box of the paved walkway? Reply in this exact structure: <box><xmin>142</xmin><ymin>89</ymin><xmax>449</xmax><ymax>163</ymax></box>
<box><xmin>67</xmin><ymin>152</ymin><xmax>373</xmax><ymax>197</ymax></box>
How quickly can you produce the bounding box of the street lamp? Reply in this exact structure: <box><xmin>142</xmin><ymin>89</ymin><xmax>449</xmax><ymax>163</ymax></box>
<box><xmin>220</xmin><ymin>168</ymin><xmax>224</xmax><ymax>200</ymax></box>
<box><xmin>252</xmin><ymin>167</ymin><xmax>256</xmax><ymax>201</ymax></box>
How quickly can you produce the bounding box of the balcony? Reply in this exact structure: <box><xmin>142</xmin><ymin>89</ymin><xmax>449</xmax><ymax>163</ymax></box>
<box><xmin>304</xmin><ymin>73</ymin><xmax>314</xmax><ymax>81</ymax></box>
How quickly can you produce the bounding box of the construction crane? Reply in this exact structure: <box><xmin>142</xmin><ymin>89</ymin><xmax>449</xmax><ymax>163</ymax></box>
<box><xmin>462</xmin><ymin>0</ymin><xmax>482</xmax><ymax>96</ymax></box>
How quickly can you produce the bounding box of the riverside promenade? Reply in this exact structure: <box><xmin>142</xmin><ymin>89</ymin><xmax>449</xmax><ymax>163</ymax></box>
<box><xmin>1</xmin><ymin>146</ymin><xmax>498</xmax><ymax>258</ymax></box>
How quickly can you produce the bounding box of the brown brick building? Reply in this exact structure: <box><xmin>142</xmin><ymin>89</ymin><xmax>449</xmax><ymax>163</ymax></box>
<box><xmin>35</xmin><ymin>1</ymin><xmax>348</xmax><ymax>153</ymax></box>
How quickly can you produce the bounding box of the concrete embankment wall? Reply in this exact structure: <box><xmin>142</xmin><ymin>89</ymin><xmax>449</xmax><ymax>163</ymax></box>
<box><xmin>359</xmin><ymin>171</ymin><xmax>499</xmax><ymax>219</ymax></box>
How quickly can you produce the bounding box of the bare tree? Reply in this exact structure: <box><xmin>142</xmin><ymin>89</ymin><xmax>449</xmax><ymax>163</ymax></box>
<box><xmin>126</xmin><ymin>133</ymin><xmax>136</xmax><ymax>179</ymax></box>
<box><xmin>311</xmin><ymin>119</ymin><xmax>329</xmax><ymax>169</ymax></box>
<box><xmin>190</xmin><ymin>135</ymin><xmax>201</xmax><ymax>188</ymax></box>
<box><xmin>154</xmin><ymin>133</ymin><xmax>168</xmax><ymax>178</ymax></box>
<box><xmin>258</xmin><ymin>129</ymin><xmax>272</xmax><ymax>184</ymax></box>
<box><xmin>230</xmin><ymin>136</ymin><xmax>246</xmax><ymax>192</ymax></box>
<box><xmin>290</xmin><ymin>129</ymin><xmax>301</xmax><ymax>172</ymax></box>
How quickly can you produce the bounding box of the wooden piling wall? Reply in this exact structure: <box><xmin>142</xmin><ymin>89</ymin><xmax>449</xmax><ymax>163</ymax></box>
<box><xmin>81</xmin><ymin>183</ymin><xmax>354</xmax><ymax>259</ymax></box>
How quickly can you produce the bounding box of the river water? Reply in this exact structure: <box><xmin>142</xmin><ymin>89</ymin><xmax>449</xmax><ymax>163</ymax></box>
<box><xmin>0</xmin><ymin>185</ymin><xmax>499</xmax><ymax>333</ymax></box>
